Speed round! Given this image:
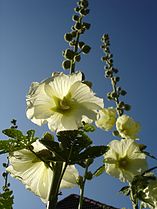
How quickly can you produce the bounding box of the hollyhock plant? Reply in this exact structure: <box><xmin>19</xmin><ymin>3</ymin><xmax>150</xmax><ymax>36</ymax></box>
<box><xmin>6</xmin><ymin>141</ymin><xmax>79</xmax><ymax>203</ymax></box>
<box><xmin>95</xmin><ymin>107</ymin><xmax>116</xmax><ymax>131</ymax></box>
<box><xmin>116</xmin><ymin>114</ymin><xmax>140</xmax><ymax>139</ymax></box>
<box><xmin>104</xmin><ymin>138</ymin><xmax>147</xmax><ymax>182</ymax></box>
<box><xmin>26</xmin><ymin>72</ymin><xmax>104</xmax><ymax>132</ymax></box>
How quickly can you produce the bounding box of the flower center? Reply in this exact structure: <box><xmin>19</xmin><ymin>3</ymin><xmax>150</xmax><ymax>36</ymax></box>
<box><xmin>118</xmin><ymin>157</ymin><xmax>129</xmax><ymax>169</ymax></box>
<box><xmin>59</xmin><ymin>98</ymin><xmax>71</xmax><ymax>110</ymax></box>
<box><xmin>52</xmin><ymin>93</ymin><xmax>73</xmax><ymax>114</ymax></box>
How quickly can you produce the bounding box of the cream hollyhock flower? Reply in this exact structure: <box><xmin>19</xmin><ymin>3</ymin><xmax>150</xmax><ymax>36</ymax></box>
<box><xmin>141</xmin><ymin>179</ymin><xmax>157</xmax><ymax>209</ymax></box>
<box><xmin>104</xmin><ymin>139</ymin><xmax>147</xmax><ymax>182</ymax></box>
<box><xmin>116</xmin><ymin>114</ymin><xmax>140</xmax><ymax>139</ymax></box>
<box><xmin>95</xmin><ymin>107</ymin><xmax>116</xmax><ymax>131</ymax></box>
<box><xmin>26</xmin><ymin>72</ymin><xmax>104</xmax><ymax>132</ymax></box>
<box><xmin>6</xmin><ymin>141</ymin><xmax>79</xmax><ymax>203</ymax></box>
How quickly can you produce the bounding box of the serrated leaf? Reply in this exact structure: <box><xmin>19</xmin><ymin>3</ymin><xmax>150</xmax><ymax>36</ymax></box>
<box><xmin>2</xmin><ymin>129</ymin><xmax>23</xmax><ymax>139</ymax></box>
<box><xmin>0</xmin><ymin>129</ymin><xmax>38</xmax><ymax>153</ymax></box>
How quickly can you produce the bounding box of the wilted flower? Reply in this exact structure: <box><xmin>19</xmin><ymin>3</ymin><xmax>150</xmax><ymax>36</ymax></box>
<box><xmin>26</xmin><ymin>72</ymin><xmax>104</xmax><ymax>132</ymax></box>
<box><xmin>95</xmin><ymin>107</ymin><xmax>116</xmax><ymax>131</ymax></box>
<box><xmin>116</xmin><ymin>114</ymin><xmax>140</xmax><ymax>139</ymax></box>
<box><xmin>104</xmin><ymin>139</ymin><xmax>147</xmax><ymax>182</ymax></box>
<box><xmin>7</xmin><ymin>141</ymin><xmax>79</xmax><ymax>203</ymax></box>
<box><xmin>141</xmin><ymin>179</ymin><xmax>157</xmax><ymax>209</ymax></box>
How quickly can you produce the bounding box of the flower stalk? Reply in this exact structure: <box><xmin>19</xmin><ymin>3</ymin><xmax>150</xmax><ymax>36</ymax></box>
<box><xmin>78</xmin><ymin>165</ymin><xmax>89</xmax><ymax>209</ymax></box>
<box><xmin>47</xmin><ymin>162</ymin><xmax>64</xmax><ymax>209</ymax></box>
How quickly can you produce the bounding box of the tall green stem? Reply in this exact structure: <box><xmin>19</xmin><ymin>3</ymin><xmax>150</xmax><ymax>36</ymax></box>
<box><xmin>47</xmin><ymin>162</ymin><xmax>63</xmax><ymax>209</ymax></box>
<box><xmin>78</xmin><ymin>166</ymin><xmax>89</xmax><ymax>209</ymax></box>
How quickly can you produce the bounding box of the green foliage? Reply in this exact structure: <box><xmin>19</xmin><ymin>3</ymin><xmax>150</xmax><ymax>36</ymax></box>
<box><xmin>0</xmin><ymin>129</ymin><xmax>38</xmax><ymax>154</ymax></box>
<box><xmin>0</xmin><ymin>188</ymin><xmax>14</xmax><ymax>209</ymax></box>
<box><xmin>93</xmin><ymin>165</ymin><xmax>106</xmax><ymax>177</ymax></box>
<box><xmin>119</xmin><ymin>186</ymin><xmax>130</xmax><ymax>196</ymax></box>
<box><xmin>82</xmin><ymin>123</ymin><xmax>96</xmax><ymax>132</ymax></box>
<box><xmin>40</xmin><ymin>130</ymin><xmax>107</xmax><ymax>167</ymax></box>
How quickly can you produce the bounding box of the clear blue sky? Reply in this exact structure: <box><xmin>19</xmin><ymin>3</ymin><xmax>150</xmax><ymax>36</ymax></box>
<box><xmin>0</xmin><ymin>0</ymin><xmax>157</xmax><ymax>208</ymax></box>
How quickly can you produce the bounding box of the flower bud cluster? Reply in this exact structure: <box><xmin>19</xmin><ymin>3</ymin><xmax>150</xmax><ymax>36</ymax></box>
<box><xmin>62</xmin><ymin>0</ymin><xmax>91</xmax><ymax>73</ymax></box>
<box><xmin>101</xmin><ymin>34</ymin><xmax>131</xmax><ymax>116</ymax></box>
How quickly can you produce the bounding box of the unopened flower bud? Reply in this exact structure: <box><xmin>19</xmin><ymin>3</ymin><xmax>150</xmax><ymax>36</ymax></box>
<box><xmin>86</xmin><ymin>171</ymin><xmax>93</xmax><ymax>180</ymax></box>
<box><xmin>72</xmin><ymin>15</ymin><xmax>80</xmax><ymax>22</ymax></box>
<box><xmin>62</xmin><ymin>60</ymin><xmax>71</xmax><ymax>70</ymax></box>
<box><xmin>82</xmin><ymin>45</ymin><xmax>91</xmax><ymax>54</ymax></box>
<box><xmin>83</xmin><ymin>22</ymin><xmax>91</xmax><ymax>30</ymax></box>
<box><xmin>74</xmin><ymin>54</ymin><xmax>81</xmax><ymax>62</ymax></box>
<box><xmin>64</xmin><ymin>33</ymin><xmax>73</xmax><ymax>42</ymax></box>
<box><xmin>64</xmin><ymin>49</ymin><xmax>75</xmax><ymax>60</ymax></box>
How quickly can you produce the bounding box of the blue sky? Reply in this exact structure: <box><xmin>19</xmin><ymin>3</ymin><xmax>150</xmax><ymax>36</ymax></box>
<box><xmin>0</xmin><ymin>0</ymin><xmax>157</xmax><ymax>208</ymax></box>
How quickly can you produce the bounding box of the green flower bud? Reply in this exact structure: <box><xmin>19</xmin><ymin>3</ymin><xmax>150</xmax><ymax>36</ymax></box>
<box><xmin>86</xmin><ymin>171</ymin><xmax>93</xmax><ymax>180</ymax></box>
<box><xmin>111</xmin><ymin>91</ymin><xmax>117</xmax><ymax>98</ymax></box>
<box><xmin>107</xmin><ymin>93</ymin><xmax>112</xmax><ymax>100</ymax></box>
<box><xmin>71</xmin><ymin>31</ymin><xmax>77</xmax><ymax>37</ymax></box>
<box><xmin>62</xmin><ymin>60</ymin><xmax>71</xmax><ymax>70</ymax></box>
<box><xmin>80</xmin><ymin>8</ymin><xmax>89</xmax><ymax>16</ymax></box>
<box><xmin>69</xmin><ymin>40</ymin><xmax>76</xmax><ymax>47</ymax></box>
<box><xmin>72</xmin><ymin>15</ymin><xmax>80</xmax><ymax>22</ymax></box>
<box><xmin>43</xmin><ymin>132</ymin><xmax>54</xmax><ymax>141</ymax></box>
<box><xmin>64</xmin><ymin>33</ymin><xmax>73</xmax><ymax>42</ymax></box>
<box><xmin>82</xmin><ymin>45</ymin><xmax>91</xmax><ymax>54</ymax></box>
<box><xmin>80</xmin><ymin>1</ymin><xmax>89</xmax><ymax>8</ymax></box>
<box><xmin>113</xmin><ymin>76</ymin><xmax>120</xmax><ymax>83</ymax></box>
<box><xmin>64</xmin><ymin>49</ymin><xmax>75</xmax><ymax>60</ymax></box>
<box><xmin>124</xmin><ymin>104</ymin><xmax>131</xmax><ymax>111</ymax></box>
<box><xmin>74</xmin><ymin>7</ymin><xmax>80</xmax><ymax>13</ymax></box>
<box><xmin>74</xmin><ymin>22</ymin><xmax>82</xmax><ymax>30</ymax></box>
<box><xmin>3</xmin><ymin>163</ymin><xmax>7</xmax><ymax>168</ymax></box>
<box><xmin>74</xmin><ymin>54</ymin><xmax>81</xmax><ymax>62</ymax></box>
<box><xmin>118</xmin><ymin>101</ymin><xmax>125</xmax><ymax>108</ymax></box>
<box><xmin>105</xmin><ymin>70</ymin><xmax>113</xmax><ymax>78</ymax></box>
<box><xmin>78</xmin><ymin>41</ymin><xmax>85</xmax><ymax>48</ymax></box>
<box><xmin>121</xmin><ymin>90</ymin><xmax>127</xmax><ymax>96</ymax></box>
<box><xmin>82</xmin><ymin>22</ymin><xmax>91</xmax><ymax>30</ymax></box>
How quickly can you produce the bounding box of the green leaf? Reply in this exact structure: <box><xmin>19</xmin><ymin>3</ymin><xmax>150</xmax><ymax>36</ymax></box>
<box><xmin>0</xmin><ymin>129</ymin><xmax>38</xmax><ymax>153</ymax></box>
<box><xmin>119</xmin><ymin>186</ymin><xmax>130</xmax><ymax>196</ymax></box>
<box><xmin>0</xmin><ymin>189</ymin><xmax>14</xmax><ymax>209</ymax></box>
<box><xmin>2</xmin><ymin>129</ymin><xmax>23</xmax><ymax>139</ymax></box>
<box><xmin>83</xmin><ymin>124</ymin><xmax>96</xmax><ymax>132</ymax></box>
<box><xmin>79</xmin><ymin>145</ymin><xmax>109</xmax><ymax>159</ymax></box>
<box><xmin>93</xmin><ymin>165</ymin><xmax>106</xmax><ymax>177</ymax></box>
<box><xmin>40</xmin><ymin>139</ymin><xmax>65</xmax><ymax>161</ymax></box>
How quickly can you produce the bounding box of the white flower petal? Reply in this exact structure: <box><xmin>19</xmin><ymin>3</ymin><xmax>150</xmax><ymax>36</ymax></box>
<box><xmin>26</xmin><ymin>72</ymin><xmax>104</xmax><ymax>132</ymax></box>
<box><xmin>7</xmin><ymin>141</ymin><xmax>79</xmax><ymax>203</ymax></box>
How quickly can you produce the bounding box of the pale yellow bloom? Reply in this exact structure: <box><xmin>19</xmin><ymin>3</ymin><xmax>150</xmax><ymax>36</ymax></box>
<box><xmin>26</xmin><ymin>72</ymin><xmax>104</xmax><ymax>132</ymax></box>
<box><xmin>7</xmin><ymin>141</ymin><xmax>79</xmax><ymax>203</ymax></box>
<box><xmin>116</xmin><ymin>115</ymin><xmax>140</xmax><ymax>139</ymax></box>
<box><xmin>95</xmin><ymin>107</ymin><xmax>116</xmax><ymax>131</ymax></box>
<box><xmin>141</xmin><ymin>179</ymin><xmax>157</xmax><ymax>209</ymax></box>
<box><xmin>104</xmin><ymin>139</ymin><xmax>147</xmax><ymax>182</ymax></box>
